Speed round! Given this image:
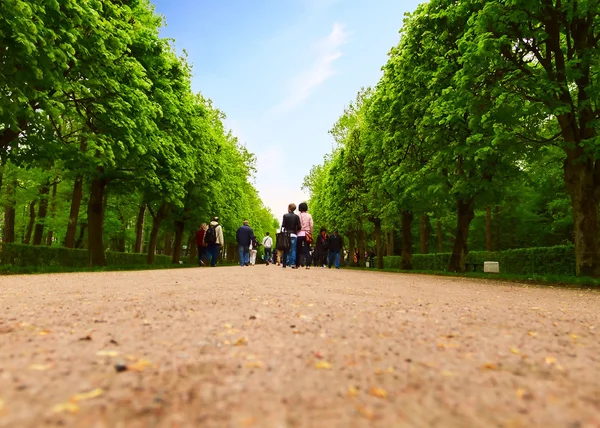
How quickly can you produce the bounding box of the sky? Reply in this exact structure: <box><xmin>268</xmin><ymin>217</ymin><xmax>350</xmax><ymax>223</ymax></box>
<box><xmin>150</xmin><ymin>0</ymin><xmax>421</xmax><ymax>219</ymax></box>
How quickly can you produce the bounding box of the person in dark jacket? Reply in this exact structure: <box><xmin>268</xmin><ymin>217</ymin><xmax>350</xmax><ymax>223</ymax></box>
<box><xmin>281</xmin><ymin>203</ymin><xmax>301</xmax><ymax>268</ymax></box>
<box><xmin>315</xmin><ymin>227</ymin><xmax>329</xmax><ymax>268</ymax></box>
<box><xmin>327</xmin><ymin>230</ymin><xmax>342</xmax><ymax>269</ymax></box>
<box><xmin>236</xmin><ymin>220</ymin><xmax>255</xmax><ymax>267</ymax></box>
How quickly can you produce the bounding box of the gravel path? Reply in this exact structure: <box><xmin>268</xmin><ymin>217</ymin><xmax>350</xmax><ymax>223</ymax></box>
<box><xmin>0</xmin><ymin>267</ymin><xmax>599</xmax><ymax>427</ymax></box>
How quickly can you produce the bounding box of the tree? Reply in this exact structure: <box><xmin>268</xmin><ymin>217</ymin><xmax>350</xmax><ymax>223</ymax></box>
<box><xmin>461</xmin><ymin>0</ymin><xmax>600</xmax><ymax>276</ymax></box>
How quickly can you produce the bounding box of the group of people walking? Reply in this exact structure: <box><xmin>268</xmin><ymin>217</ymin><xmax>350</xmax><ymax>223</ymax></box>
<box><xmin>275</xmin><ymin>202</ymin><xmax>343</xmax><ymax>269</ymax></box>
<box><xmin>194</xmin><ymin>202</ymin><xmax>345</xmax><ymax>269</ymax></box>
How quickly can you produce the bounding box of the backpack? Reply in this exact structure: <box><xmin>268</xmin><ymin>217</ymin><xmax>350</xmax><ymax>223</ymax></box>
<box><xmin>205</xmin><ymin>225</ymin><xmax>217</xmax><ymax>244</ymax></box>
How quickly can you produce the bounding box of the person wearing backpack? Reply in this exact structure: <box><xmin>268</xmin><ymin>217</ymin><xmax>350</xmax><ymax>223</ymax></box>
<box><xmin>204</xmin><ymin>217</ymin><xmax>224</xmax><ymax>267</ymax></box>
<box><xmin>262</xmin><ymin>232</ymin><xmax>273</xmax><ymax>266</ymax></box>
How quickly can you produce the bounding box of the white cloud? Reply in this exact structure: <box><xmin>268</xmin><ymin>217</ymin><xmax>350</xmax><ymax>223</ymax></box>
<box><xmin>270</xmin><ymin>23</ymin><xmax>349</xmax><ymax>113</ymax></box>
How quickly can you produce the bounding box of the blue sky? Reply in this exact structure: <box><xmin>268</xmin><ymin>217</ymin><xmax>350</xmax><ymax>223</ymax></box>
<box><xmin>150</xmin><ymin>0</ymin><xmax>420</xmax><ymax>219</ymax></box>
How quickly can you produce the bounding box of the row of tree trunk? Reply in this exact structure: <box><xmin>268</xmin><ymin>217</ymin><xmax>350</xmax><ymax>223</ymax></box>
<box><xmin>351</xmin><ymin>204</ymin><xmax>500</xmax><ymax>273</ymax></box>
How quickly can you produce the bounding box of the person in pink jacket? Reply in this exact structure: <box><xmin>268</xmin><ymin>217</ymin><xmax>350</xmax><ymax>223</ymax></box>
<box><xmin>296</xmin><ymin>202</ymin><xmax>314</xmax><ymax>269</ymax></box>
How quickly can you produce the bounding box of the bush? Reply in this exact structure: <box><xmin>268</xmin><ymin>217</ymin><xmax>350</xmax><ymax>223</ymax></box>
<box><xmin>383</xmin><ymin>245</ymin><xmax>576</xmax><ymax>276</ymax></box>
<box><xmin>0</xmin><ymin>243</ymin><xmax>173</xmax><ymax>268</ymax></box>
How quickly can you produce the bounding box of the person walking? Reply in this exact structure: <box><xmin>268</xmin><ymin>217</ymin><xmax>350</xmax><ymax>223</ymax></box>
<box><xmin>249</xmin><ymin>236</ymin><xmax>258</xmax><ymax>265</ymax></box>
<box><xmin>296</xmin><ymin>202</ymin><xmax>314</xmax><ymax>269</ymax></box>
<box><xmin>195</xmin><ymin>223</ymin><xmax>208</xmax><ymax>266</ymax></box>
<box><xmin>328</xmin><ymin>230</ymin><xmax>342</xmax><ymax>269</ymax></box>
<box><xmin>353</xmin><ymin>249</ymin><xmax>360</xmax><ymax>267</ymax></box>
<box><xmin>262</xmin><ymin>232</ymin><xmax>273</xmax><ymax>265</ymax></box>
<box><xmin>204</xmin><ymin>217</ymin><xmax>224</xmax><ymax>267</ymax></box>
<box><xmin>315</xmin><ymin>227</ymin><xmax>329</xmax><ymax>268</ymax></box>
<box><xmin>281</xmin><ymin>203</ymin><xmax>300</xmax><ymax>268</ymax></box>
<box><xmin>236</xmin><ymin>220</ymin><xmax>255</xmax><ymax>267</ymax></box>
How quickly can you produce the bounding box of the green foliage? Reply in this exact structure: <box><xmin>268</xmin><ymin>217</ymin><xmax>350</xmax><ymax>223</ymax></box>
<box><xmin>305</xmin><ymin>0</ymin><xmax>596</xmax><ymax>275</ymax></box>
<box><xmin>384</xmin><ymin>245</ymin><xmax>576</xmax><ymax>277</ymax></box>
<box><xmin>0</xmin><ymin>0</ymin><xmax>277</xmax><ymax>266</ymax></box>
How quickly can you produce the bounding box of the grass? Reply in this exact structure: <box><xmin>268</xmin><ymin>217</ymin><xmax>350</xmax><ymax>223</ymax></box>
<box><xmin>346</xmin><ymin>265</ymin><xmax>600</xmax><ymax>289</ymax></box>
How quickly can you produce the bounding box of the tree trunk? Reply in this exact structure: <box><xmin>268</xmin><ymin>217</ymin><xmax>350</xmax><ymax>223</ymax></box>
<box><xmin>147</xmin><ymin>202</ymin><xmax>170</xmax><ymax>265</ymax></box>
<box><xmin>32</xmin><ymin>179</ymin><xmax>51</xmax><ymax>245</ymax></box>
<box><xmin>564</xmin><ymin>155</ymin><xmax>600</xmax><ymax>277</ymax></box>
<box><xmin>372</xmin><ymin>218</ymin><xmax>383</xmax><ymax>269</ymax></box>
<box><xmin>134</xmin><ymin>203</ymin><xmax>146</xmax><ymax>253</ymax></box>
<box><xmin>419</xmin><ymin>214</ymin><xmax>430</xmax><ymax>254</ymax></box>
<box><xmin>172</xmin><ymin>220</ymin><xmax>185</xmax><ymax>264</ymax></box>
<box><xmin>448</xmin><ymin>198</ymin><xmax>475</xmax><ymax>273</ymax></box>
<box><xmin>87</xmin><ymin>173</ymin><xmax>108</xmax><ymax>267</ymax></box>
<box><xmin>75</xmin><ymin>223</ymin><xmax>87</xmax><ymax>249</ymax></box>
<box><xmin>357</xmin><ymin>230</ymin><xmax>366</xmax><ymax>267</ymax></box>
<box><xmin>227</xmin><ymin>242</ymin><xmax>236</xmax><ymax>263</ymax></box>
<box><xmin>437</xmin><ymin>216</ymin><xmax>443</xmax><ymax>253</ymax></box>
<box><xmin>64</xmin><ymin>175</ymin><xmax>84</xmax><ymax>248</ymax></box>
<box><xmin>401</xmin><ymin>210</ymin><xmax>413</xmax><ymax>270</ymax></box>
<box><xmin>386</xmin><ymin>230</ymin><xmax>395</xmax><ymax>256</ymax></box>
<box><xmin>24</xmin><ymin>200</ymin><xmax>36</xmax><ymax>244</ymax></box>
<box><xmin>45</xmin><ymin>179</ymin><xmax>59</xmax><ymax>246</ymax></box>
<box><xmin>494</xmin><ymin>206</ymin><xmax>501</xmax><ymax>251</ymax></box>
<box><xmin>485</xmin><ymin>206</ymin><xmax>492</xmax><ymax>252</ymax></box>
<box><xmin>188</xmin><ymin>233</ymin><xmax>197</xmax><ymax>264</ymax></box>
<box><xmin>164</xmin><ymin>230</ymin><xmax>173</xmax><ymax>256</ymax></box>
<box><xmin>348</xmin><ymin>231</ymin><xmax>356</xmax><ymax>264</ymax></box>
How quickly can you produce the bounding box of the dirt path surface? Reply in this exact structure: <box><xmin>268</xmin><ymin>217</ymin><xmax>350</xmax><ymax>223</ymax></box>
<box><xmin>0</xmin><ymin>267</ymin><xmax>599</xmax><ymax>428</ymax></box>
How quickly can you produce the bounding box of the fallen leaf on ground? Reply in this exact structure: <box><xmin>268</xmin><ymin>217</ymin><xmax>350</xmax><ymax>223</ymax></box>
<box><xmin>128</xmin><ymin>359</ymin><xmax>153</xmax><ymax>372</ymax></box>
<box><xmin>515</xmin><ymin>388</ymin><xmax>534</xmax><ymax>400</ymax></box>
<box><xmin>441</xmin><ymin>371</ymin><xmax>457</xmax><ymax>377</ymax></box>
<box><xmin>368</xmin><ymin>387</ymin><xmax>388</xmax><ymax>399</ymax></box>
<box><xmin>223</xmin><ymin>323</ymin><xmax>233</xmax><ymax>328</ymax></box>
<box><xmin>527</xmin><ymin>332</ymin><xmax>537</xmax><ymax>337</ymax></box>
<box><xmin>374</xmin><ymin>367</ymin><xmax>394</xmax><ymax>375</ymax></box>
<box><xmin>481</xmin><ymin>362</ymin><xmax>498</xmax><ymax>370</ymax></box>
<box><xmin>96</xmin><ymin>350</ymin><xmax>119</xmax><ymax>357</ymax></box>
<box><xmin>71</xmin><ymin>388</ymin><xmax>104</xmax><ymax>402</ymax></box>
<box><xmin>510</xmin><ymin>347</ymin><xmax>520</xmax><ymax>355</ymax></box>
<box><xmin>356</xmin><ymin>405</ymin><xmax>374</xmax><ymax>419</ymax></box>
<box><xmin>38</xmin><ymin>329</ymin><xmax>51</xmax><ymax>336</ymax></box>
<box><xmin>29</xmin><ymin>364</ymin><xmax>53</xmax><ymax>371</ymax></box>
<box><xmin>234</xmin><ymin>338</ymin><xmax>248</xmax><ymax>346</ymax></box>
<box><xmin>437</xmin><ymin>343</ymin><xmax>459</xmax><ymax>349</ymax></box>
<box><xmin>52</xmin><ymin>402</ymin><xmax>79</xmax><ymax>414</ymax></box>
<box><xmin>314</xmin><ymin>361</ymin><xmax>332</xmax><ymax>370</ymax></box>
<box><xmin>347</xmin><ymin>386</ymin><xmax>359</xmax><ymax>397</ymax></box>
<box><xmin>244</xmin><ymin>361</ymin><xmax>264</xmax><ymax>369</ymax></box>
<box><xmin>545</xmin><ymin>356</ymin><xmax>556</xmax><ymax>365</ymax></box>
